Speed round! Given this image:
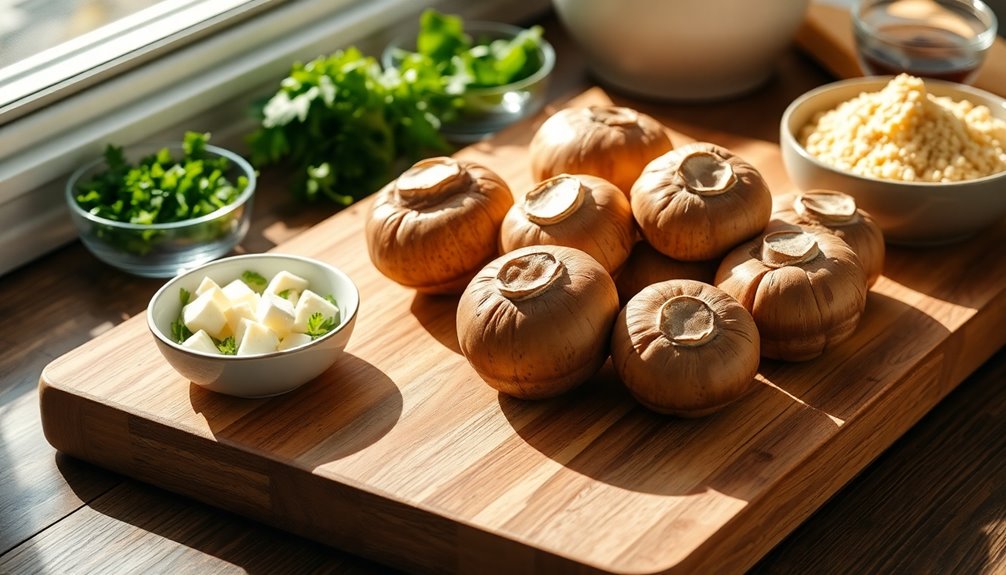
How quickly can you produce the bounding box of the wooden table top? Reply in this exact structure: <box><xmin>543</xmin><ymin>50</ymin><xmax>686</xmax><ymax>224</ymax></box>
<box><xmin>2</xmin><ymin>12</ymin><xmax>1004</xmax><ymax>575</ymax></box>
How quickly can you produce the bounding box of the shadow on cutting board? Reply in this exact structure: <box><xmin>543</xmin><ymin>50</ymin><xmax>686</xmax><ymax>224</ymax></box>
<box><xmin>410</xmin><ymin>293</ymin><xmax>463</xmax><ymax>355</ymax></box>
<box><xmin>188</xmin><ymin>352</ymin><xmax>403</xmax><ymax>466</ymax></box>
<box><xmin>497</xmin><ymin>360</ymin><xmax>840</xmax><ymax>498</ymax></box>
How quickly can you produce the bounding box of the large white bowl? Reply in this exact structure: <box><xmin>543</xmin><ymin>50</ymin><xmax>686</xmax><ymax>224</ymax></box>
<box><xmin>552</xmin><ymin>0</ymin><xmax>810</xmax><ymax>101</ymax></box>
<box><xmin>781</xmin><ymin>77</ymin><xmax>1006</xmax><ymax>245</ymax></box>
<box><xmin>147</xmin><ymin>253</ymin><xmax>360</xmax><ymax>398</ymax></box>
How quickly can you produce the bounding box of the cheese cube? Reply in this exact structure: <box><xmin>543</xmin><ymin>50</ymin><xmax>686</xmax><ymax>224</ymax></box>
<box><xmin>256</xmin><ymin>293</ymin><xmax>296</xmax><ymax>339</ymax></box>
<box><xmin>222</xmin><ymin>279</ymin><xmax>260</xmax><ymax>309</ymax></box>
<box><xmin>183</xmin><ymin>286</ymin><xmax>231</xmax><ymax>340</ymax></box>
<box><xmin>225</xmin><ymin>301</ymin><xmax>257</xmax><ymax>335</ymax></box>
<box><xmin>293</xmin><ymin>289</ymin><xmax>340</xmax><ymax>333</ymax></box>
<box><xmin>236</xmin><ymin>321</ymin><xmax>279</xmax><ymax>356</ymax></box>
<box><xmin>265</xmin><ymin>271</ymin><xmax>309</xmax><ymax>297</ymax></box>
<box><xmin>181</xmin><ymin>330</ymin><xmax>221</xmax><ymax>355</ymax></box>
<box><xmin>277</xmin><ymin>332</ymin><xmax>313</xmax><ymax>352</ymax></box>
<box><xmin>195</xmin><ymin>276</ymin><xmax>221</xmax><ymax>296</ymax></box>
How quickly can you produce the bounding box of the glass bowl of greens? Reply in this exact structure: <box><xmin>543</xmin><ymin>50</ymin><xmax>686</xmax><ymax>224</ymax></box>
<box><xmin>66</xmin><ymin>132</ymin><xmax>256</xmax><ymax>278</ymax></box>
<box><xmin>382</xmin><ymin>12</ymin><xmax>556</xmax><ymax>143</ymax></box>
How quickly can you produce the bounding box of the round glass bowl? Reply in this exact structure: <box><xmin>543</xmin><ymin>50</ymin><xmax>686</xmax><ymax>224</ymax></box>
<box><xmin>67</xmin><ymin>143</ymin><xmax>256</xmax><ymax>278</ymax></box>
<box><xmin>382</xmin><ymin>21</ymin><xmax>555</xmax><ymax>143</ymax></box>
<box><xmin>852</xmin><ymin>0</ymin><xmax>997</xmax><ymax>84</ymax></box>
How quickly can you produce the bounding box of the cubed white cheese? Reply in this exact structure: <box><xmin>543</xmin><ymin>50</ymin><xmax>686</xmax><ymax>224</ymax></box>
<box><xmin>293</xmin><ymin>290</ymin><xmax>340</xmax><ymax>334</ymax></box>
<box><xmin>181</xmin><ymin>330</ymin><xmax>221</xmax><ymax>355</ymax></box>
<box><xmin>236</xmin><ymin>321</ymin><xmax>279</xmax><ymax>356</ymax></box>
<box><xmin>183</xmin><ymin>286</ymin><xmax>231</xmax><ymax>340</ymax></box>
<box><xmin>277</xmin><ymin>332</ymin><xmax>313</xmax><ymax>351</ymax></box>
<box><xmin>195</xmin><ymin>276</ymin><xmax>221</xmax><ymax>296</ymax></box>
<box><xmin>222</xmin><ymin>279</ymin><xmax>260</xmax><ymax>309</ymax></box>
<box><xmin>225</xmin><ymin>301</ymin><xmax>257</xmax><ymax>335</ymax></box>
<box><xmin>256</xmin><ymin>293</ymin><xmax>296</xmax><ymax>339</ymax></box>
<box><xmin>265</xmin><ymin>271</ymin><xmax>309</xmax><ymax>298</ymax></box>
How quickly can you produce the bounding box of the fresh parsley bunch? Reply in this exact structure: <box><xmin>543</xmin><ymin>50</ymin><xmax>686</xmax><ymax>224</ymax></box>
<box><xmin>247</xmin><ymin>47</ymin><xmax>457</xmax><ymax>204</ymax></box>
<box><xmin>248</xmin><ymin>10</ymin><xmax>547</xmax><ymax>205</ymax></box>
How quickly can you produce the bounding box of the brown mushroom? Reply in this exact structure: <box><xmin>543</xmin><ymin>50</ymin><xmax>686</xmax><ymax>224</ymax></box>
<box><xmin>366</xmin><ymin>157</ymin><xmax>513</xmax><ymax>294</ymax></box>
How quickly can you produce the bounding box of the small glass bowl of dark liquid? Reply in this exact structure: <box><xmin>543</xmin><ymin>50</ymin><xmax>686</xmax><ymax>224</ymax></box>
<box><xmin>853</xmin><ymin>0</ymin><xmax>998</xmax><ymax>84</ymax></box>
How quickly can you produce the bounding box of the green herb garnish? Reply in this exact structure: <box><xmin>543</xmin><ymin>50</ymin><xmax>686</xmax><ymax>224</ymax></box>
<box><xmin>277</xmin><ymin>289</ymin><xmax>293</xmax><ymax>299</ymax></box>
<box><xmin>305</xmin><ymin>312</ymin><xmax>337</xmax><ymax>340</ymax></box>
<box><xmin>74</xmin><ymin>132</ymin><xmax>249</xmax><ymax>255</ymax></box>
<box><xmin>216</xmin><ymin>336</ymin><xmax>237</xmax><ymax>355</ymax></box>
<box><xmin>324</xmin><ymin>294</ymin><xmax>338</xmax><ymax>307</ymax></box>
<box><xmin>241</xmin><ymin>270</ymin><xmax>267</xmax><ymax>294</ymax></box>
<box><xmin>170</xmin><ymin>288</ymin><xmax>193</xmax><ymax>344</ymax></box>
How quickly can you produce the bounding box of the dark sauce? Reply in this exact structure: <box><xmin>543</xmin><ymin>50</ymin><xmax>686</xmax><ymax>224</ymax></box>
<box><xmin>858</xmin><ymin>23</ymin><xmax>981</xmax><ymax>83</ymax></box>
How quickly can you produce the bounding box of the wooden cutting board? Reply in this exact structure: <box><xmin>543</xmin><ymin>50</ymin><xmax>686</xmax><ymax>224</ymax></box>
<box><xmin>39</xmin><ymin>87</ymin><xmax>1006</xmax><ymax>574</ymax></box>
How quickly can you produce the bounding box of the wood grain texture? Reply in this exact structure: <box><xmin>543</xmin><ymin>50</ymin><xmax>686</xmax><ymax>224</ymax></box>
<box><xmin>36</xmin><ymin>83</ymin><xmax>1006</xmax><ymax>575</ymax></box>
<box><xmin>752</xmin><ymin>347</ymin><xmax>1006</xmax><ymax>575</ymax></box>
<box><xmin>796</xmin><ymin>3</ymin><xmax>1006</xmax><ymax>97</ymax></box>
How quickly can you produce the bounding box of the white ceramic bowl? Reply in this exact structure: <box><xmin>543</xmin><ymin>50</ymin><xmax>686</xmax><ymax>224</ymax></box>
<box><xmin>552</xmin><ymin>0</ymin><xmax>810</xmax><ymax>101</ymax></box>
<box><xmin>147</xmin><ymin>253</ymin><xmax>360</xmax><ymax>398</ymax></box>
<box><xmin>781</xmin><ymin>77</ymin><xmax>1006</xmax><ymax>245</ymax></box>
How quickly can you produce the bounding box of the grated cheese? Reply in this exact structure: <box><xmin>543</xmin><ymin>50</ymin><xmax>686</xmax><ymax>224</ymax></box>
<box><xmin>799</xmin><ymin>74</ymin><xmax>1006</xmax><ymax>183</ymax></box>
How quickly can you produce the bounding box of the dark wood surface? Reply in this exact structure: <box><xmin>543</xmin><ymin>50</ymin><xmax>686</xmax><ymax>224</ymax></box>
<box><xmin>2</xmin><ymin>12</ymin><xmax>1005</xmax><ymax>575</ymax></box>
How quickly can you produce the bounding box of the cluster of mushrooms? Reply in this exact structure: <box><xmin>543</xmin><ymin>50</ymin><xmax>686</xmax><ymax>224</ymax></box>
<box><xmin>365</xmin><ymin>105</ymin><xmax>885</xmax><ymax>417</ymax></box>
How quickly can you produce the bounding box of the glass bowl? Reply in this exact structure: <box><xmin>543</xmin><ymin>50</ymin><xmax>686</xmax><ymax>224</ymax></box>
<box><xmin>852</xmin><ymin>0</ymin><xmax>998</xmax><ymax>84</ymax></box>
<box><xmin>382</xmin><ymin>21</ymin><xmax>556</xmax><ymax>143</ymax></box>
<box><xmin>66</xmin><ymin>142</ymin><xmax>256</xmax><ymax>278</ymax></box>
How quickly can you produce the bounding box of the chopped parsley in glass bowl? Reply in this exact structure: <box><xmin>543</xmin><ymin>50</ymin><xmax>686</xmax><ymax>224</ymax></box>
<box><xmin>66</xmin><ymin>132</ymin><xmax>256</xmax><ymax>277</ymax></box>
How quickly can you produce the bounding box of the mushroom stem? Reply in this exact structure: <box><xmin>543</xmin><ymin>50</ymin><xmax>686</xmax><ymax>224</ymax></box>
<box><xmin>522</xmin><ymin>175</ymin><xmax>586</xmax><ymax>225</ymax></box>
<box><xmin>795</xmin><ymin>190</ymin><xmax>859</xmax><ymax>225</ymax></box>
<box><xmin>679</xmin><ymin>151</ymin><xmax>737</xmax><ymax>196</ymax></box>
<box><xmin>589</xmin><ymin>106</ymin><xmax>639</xmax><ymax>127</ymax></box>
<box><xmin>395</xmin><ymin>157</ymin><xmax>472</xmax><ymax>208</ymax></box>
<box><xmin>658</xmin><ymin>295</ymin><xmax>717</xmax><ymax>347</ymax></box>
<box><xmin>761</xmin><ymin>230</ymin><xmax>821</xmax><ymax>267</ymax></box>
<box><xmin>495</xmin><ymin>251</ymin><xmax>564</xmax><ymax>301</ymax></box>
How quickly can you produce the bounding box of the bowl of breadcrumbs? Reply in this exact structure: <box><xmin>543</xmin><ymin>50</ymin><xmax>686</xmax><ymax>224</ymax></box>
<box><xmin>781</xmin><ymin>74</ymin><xmax>1006</xmax><ymax>245</ymax></box>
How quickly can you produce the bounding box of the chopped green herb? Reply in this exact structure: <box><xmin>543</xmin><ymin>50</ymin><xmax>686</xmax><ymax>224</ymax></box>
<box><xmin>305</xmin><ymin>312</ymin><xmax>337</xmax><ymax>340</ymax></box>
<box><xmin>241</xmin><ymin>270</ymin><xmax>268</xmax><ymax>294</ymax></box>
<box><xmin>277</xmin><ymin>289</ymin><xmax>293</xmax><ymax>299</ymax></box>
<box><xmin>73</xmin><ymin>132</ymin><xmax>249</xmax><ymax>255</ymax></box>
<box><xmin>170</xmin><ymin>288</ymin><xmax>193</xmax><ymax>344</ymax></box>
<box><xmin>324</xmin><ymin>294</ymin><xmax>338</xmax><ymax>307</ymax></box>
<box><xmin>216</xmin><ymin>336</ymin><xmax>237</xmax><ymax>355</ymax></box>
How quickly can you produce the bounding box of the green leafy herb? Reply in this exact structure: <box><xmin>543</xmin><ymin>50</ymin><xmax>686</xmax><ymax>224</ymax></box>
<box><xmin>305</xmin><ymin>312</ymin><xmax>337</xmax><ymax>340</ymax></box>
<box><xmin>216</xmin><ymin>336</ymin><xmax>237</xmax><ymax>355</ymax></box>
<box><xmin>170</xmin><ymin>288</ymin><xmax>193</xmax><ymax>344</ymax></box>
<box><xmin>248</xmin><ymin>47</ymin><xmax>456</xmax><ymax>204</ymax></box>
<box><xmin>277</xmin><ymin>289</ymin><xmax>293</xmax><ymax>299</ymax></box>
<box><xmin>247</xmin><ymin>10</ymin><xmax>547</xmax><ymax>204</ymax></box>
<box><xmin>241</xmin><ymin>270</ymin><xmax>268</xmax><ymax>294</ymax></box>
<box><xmin>324</xmin><ymin>294</ymin><xmax>338</xmax><ymax>307</ymax></box>
<box><xmin>73</xmin><ymin>132</ymin><xmax>250</xmax><ymax>255</ymax></box>
<box><xmin>411</xmin><ymin>10</ymin><xmax>545</xmax><ymax>89</ymax></box>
